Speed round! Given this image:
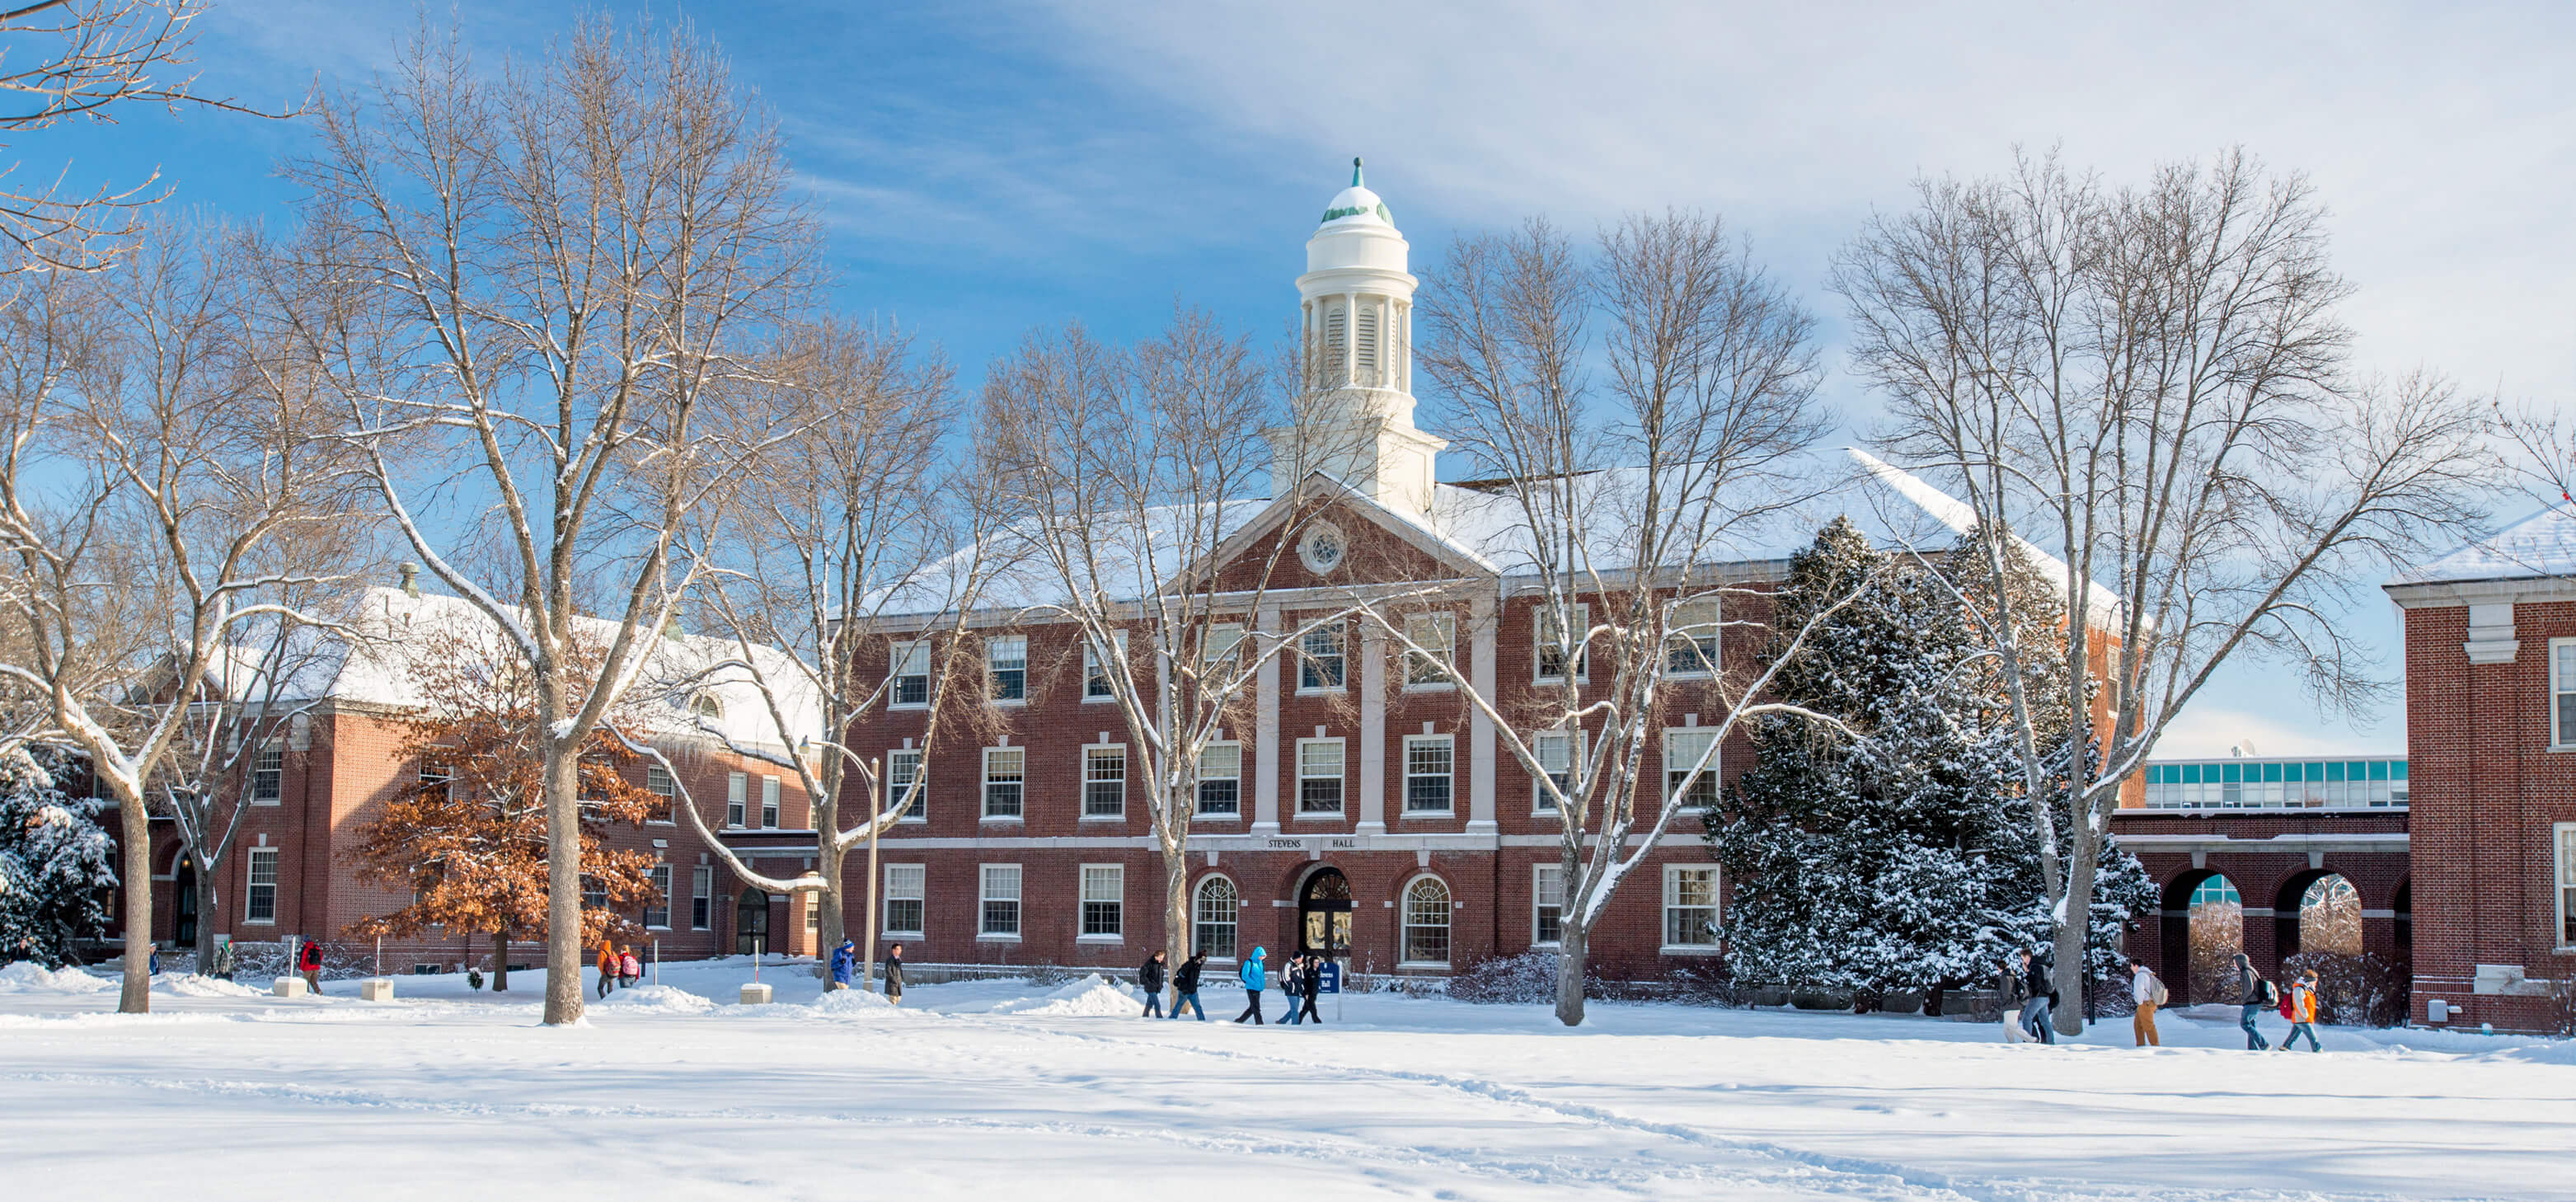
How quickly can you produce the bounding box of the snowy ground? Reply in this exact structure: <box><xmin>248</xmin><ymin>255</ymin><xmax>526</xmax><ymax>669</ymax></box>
<box><xmin>4</xmin><ymin>959</ymin><xmax>2572</xmax><ymax>1201</ymax></box>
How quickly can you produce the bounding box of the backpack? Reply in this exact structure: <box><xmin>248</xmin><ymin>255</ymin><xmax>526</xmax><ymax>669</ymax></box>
<box><xmin>2147</xmin><ymin>973</ymin><xmax>2168</xmax><ymax>1007</ymax></box>
<box><xmin>2257</xmin><ymin>976</ymin><xmax>2279</xmax><ymax>1008</ymax></box>
<box><xmin>2279</xmin><ymin>984</ymin><xmax>2302</xmax><ymax>1021</ymax></box>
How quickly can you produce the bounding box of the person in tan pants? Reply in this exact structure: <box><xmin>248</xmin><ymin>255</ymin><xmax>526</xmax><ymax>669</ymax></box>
<box><xmin>2129</xmin><ymin>957</ymin><xmax>2167</xmax><ymax>1046</ymax></box>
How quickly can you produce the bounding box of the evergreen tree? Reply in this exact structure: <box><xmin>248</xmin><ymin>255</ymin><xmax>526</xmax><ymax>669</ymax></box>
<box><xmin>0</xmin><ymin>746</ymin><xmax>115</xmax><ymax>967</ymax></box>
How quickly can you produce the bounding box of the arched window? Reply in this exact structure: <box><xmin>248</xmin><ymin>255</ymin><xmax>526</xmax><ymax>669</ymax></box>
<box><xmin>2300</xmin><ymin>875</ymin><xmax>2363</xmax><ymax>955</ymax></box>
<box><xmin>1194</xmin><ymin>876</ymin><xmax>1239</xmax><ymax>960</ymax></box>
<box><xmin>1401</xmin><ymin>876</ymin><xmax>1452</xmax><ymax>966</ymax></box>
<box><xmin>692</xmin><ymin>693</ymin><xmax>725</xmax><ymax>720</ymax></box>
<box><xmin>2186</xmin><ymin>874</ymin><xmax>2243</xmax><ymax>1003</ymax></box>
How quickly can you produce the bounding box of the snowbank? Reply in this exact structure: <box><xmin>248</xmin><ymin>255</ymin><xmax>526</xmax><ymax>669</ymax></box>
<box><xmin>811</xmin><ymin>988</ymin><xmax>895</xmax><ymax>1016</ymax></box>
<box><xmin>979</xmin><ymin>974</ymin><xmax>1142</xmax><ymax>1017</ymax></box>
<box><xmin>592</xmin><ymin>985</ymin><xmax>716</xmax><ymax>1015</ymax></box>
<box><xmin>0</xmin><ymin>962</ymin><xmax>115</xmax><ymax>994</ymax></box>
<box><xmin>155</xmin><ymin>974</ymin><xmax>265</xmax><ymax>999</ymax></box>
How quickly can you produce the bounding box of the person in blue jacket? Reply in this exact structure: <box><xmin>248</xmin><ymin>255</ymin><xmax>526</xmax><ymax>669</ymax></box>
<box><xmin>1232</xmin><ymin>946</ymin><xmax>1267</xmax><ymax>1024</ymax></box>
<box><xmin>828</xmin><ymin>938</ymin><xmax>857</xmax><ymax>991</ymax></box>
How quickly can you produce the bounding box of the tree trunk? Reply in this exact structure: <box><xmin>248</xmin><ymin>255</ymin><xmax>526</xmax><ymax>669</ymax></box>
<box><xmin>2055</xmin><ymin>819</ymin><xmax>2100</xmax><ymax>1037</ymax></box>
<box><xmin>115</xmin><ymin>785</ymin><xmax>152</xmax><ymax>1013</ymax></box>
<box><xmin>1554</xmin><ymin>923</ymin><xmax>1588</xmax><ymax>1026</ymax></box>
<box><xmin>1164</xmin><ymin>845</ymin><xmax>1189</xmax><ymax>1010</ymax></box>
<box><xmin>542</xmin><ymin>747</ymin><xmax>583</xmax><ymax>1026</ymax></box>
<box><xmin>816</xmin><ymin>835</ymin><xmax>847</xmax><ymax>979</ymax></box>
<box><xmin>491</xmin><ymin>931</ymin><xmax>509</xmax><ymax>992</ymax></box>
<box><xmin>191</xmin><ymin>859</ymin><xmax>219</xmax><ymax>969</ymax></box>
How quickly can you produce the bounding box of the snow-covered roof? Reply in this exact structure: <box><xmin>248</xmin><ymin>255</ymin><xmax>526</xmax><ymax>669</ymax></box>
<box><xmin>1846</xmin><ymin>448</ymin><xmax>2127</xmax><ymax>623</ymax></box>
<box><xmin>2387</xmin><ymin>501</ymin><xmax>2576</xmax><ymax>586</ymax></box>
<box><xmin>205</xmin><ymin>587</ymin><xmax>821</xmax><ymax>753</ymax></box>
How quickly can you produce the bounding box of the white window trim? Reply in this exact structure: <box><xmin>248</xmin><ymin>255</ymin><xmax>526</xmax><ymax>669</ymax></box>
<box><xmin>1663</xmin><ymin>728</ymin><xmax>1720</xmax><ymax>813</ymax></box>
<box><xmin>1397</xmin><ymin>871</ymin><xmax>1454</xmax><ymax>968</ymax></box>
<box><xmin>887</xmin><ymin>748</ymin><xmax>927</xmax><ymax>824</ymax></box>
<box><xmin>2557</xmin><ymin>821</ymin><xmax>2576</xmax><ymax>952</ymax></box>
<box><xmin>1080</xmin><ymin>741</ymin><xmax>1128</xmax><ymax>821</ymax></box>
<box><xmin>645</xmin><ymin>863</ymin><xmax>673</xmax><ymax>930</ymax></box>
<box><xmin>725</xmin><ymin>772</ymin><xmax>748</xmax><ymax>829</ymax></box>
<box><xmin>889</xmin><ymin>639</ymin><xmax>931</xmax><ymax>711</ymax></box>
<box><xmin>1665</xmin><ymin>598</ymin><xmax>1721</xmax><ymax>678</ymax></box>
<box><xmin>1077</xmin><ymin>862</ymin><xmax>1125</xmax><ymax>942</ymax></box>
<box><xmin>978</xmin><ymin>863</ymin><xmax>1023</xmax><ymax>941</ymax></box>
<box><xmin>760</xmin><ymin>775</ymin><xmax>782</xmax><ymax>829</ymax></box>
<box><xmin>1401</xmin><ymin>733</ymin><xmax>1455</xmax><ymax>816</ymax></box>
<box><xmin>248</xmin><ymin>740</ymin><xmax>285</xmax><ymax>807</ymax></box>
<box><xmin>1194</xmin><ymin>740</ymin><xmax>1244</xmax><ymax>821</ymax></box>
<box><xmin>981</xmin><ymin>745</ymin><xmax>1025</xmax><ymax>823</ymax></box>
<box><xmin>1082</xmin><ymin>632</ymin><xmax>1128</xmax><ymax>703</ymax></box>
<box><xmin>1532</xmin><ymin>862</ymin><xmax>1565</xmax><ymax>948</ymax></box>
<box><xmin>643</xmin><ymin>764</ymin><xmax>678</xmax><ymax>825</ymax></box>
<box><xmin>1534</xmin><ymin>602</ymin><xmax>1592</xmax><ymax>683</ymax></box>
<box><xmin>1294</xmin><ymin>736</ymin><xmax>1346</xmax><ymax>817</ymax></box>
<box><xmin>1192</xmin><ymin>873</ymin><xmax>1240</xmax><ymax>960</ymax></box>
<box><xmin>882</xmin><ymin>862</ymin><xmax>927</xmax><ymax>939</ymax></box>
<box><xmin>986</xmin><ymin>634</ymin><xmax>1029</xmax><ymax>707</ymax></box>
<box><xmin>1532</xmin><ymin>729</ymin><xmax>1581</xmax><ymax>816</ymax></box>
<box><xmin>1296</xmin><ymin>621</ymin><xmax>1349</xmax><ymax>694</ymax></box>
<box><xmin>1661</xmin><ymin>863</ymin><xmax>1722</xmax><ymax>954</ymax></box>
<box><xmin>2553</xmin><ymin>637</ymin><xmax>2576</xmax><ymax>751</ymax></box>
<box><xmin>1402</xmin><ymin>613</ymin><xmax>1457</xmax><ymax>691</ymax></box>
<box><xmin>691</xmin><ymin>865</ymin><xmax>713</xmax><ymax>931</ymax></box>
<box><xmin>242</xmin><ymin>847</ymin><xmax>279</xmax><ymax>924</ymax></box>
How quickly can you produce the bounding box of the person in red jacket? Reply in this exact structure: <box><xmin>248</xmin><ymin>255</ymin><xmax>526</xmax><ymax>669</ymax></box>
<box><xmin>298</xmin><ymin>939</ymin><xmax>324</xmax><ymax>995</ymax></box>
<box><xmin>2279</xmin><ymin>969</ymin><xmax>2323</xmax><ymax>1052</ymax></box>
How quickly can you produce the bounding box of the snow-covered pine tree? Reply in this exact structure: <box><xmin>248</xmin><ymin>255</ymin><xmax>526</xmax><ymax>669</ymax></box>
<box><xmin>1707</xmin><ymin>518</ymin><xmax>2029</xmax><ymax>1003</ymax></box>
<box><xmin>0</xmin><ymin>746</ymin><xmax>115</xmax><ymax>967</ymax></box>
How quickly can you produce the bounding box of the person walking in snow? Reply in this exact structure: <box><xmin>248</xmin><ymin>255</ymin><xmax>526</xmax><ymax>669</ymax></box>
<box><xmin>211</xmin><ymin>939</ymin><xmax>237</xmax><ymax>981</ymax></box>
<box><xmin>1297</xmin><ymin>954</ymin><xmax>1325</xmax><ymax>1026</ymax></box>
<box><xmin>1171</xmin><ymin>952</ymin><xmax>1207</xmax><ymax>1020</ymax></box>
<box><xmin>1997</xmin><ymin>955</ymin><xmax>2031</xmax><ymax>1043</ymax></box>
<box><xmin>596</xmin><ymin>941</ymin><xmax>618</xmax><ymax>998</ymax></box>
<box><xmin>2279</xmin><ymin>969</ymin><xmax>2323</xmax><ymax>1053</ymax></box>
<box><xmin>1138</xmin><ymin>950</ymin><xmax>1168</xmax><ymax>1018</ymax></box>
<box><xmin>298</xmin><ymin>937</ymin><xmax>326</xmax><ymax>996</ymax></box>
<box><xmin>2129</xmin><ymin>957</ymin><xmax>2166</xmax><ymax>1047</ymax></box>
<box><xmin>1233</xmin><ymin>946</ymin><xmax>1267</xmax><ymax>1024</ymax></box>
<box><xmin>2235</xmin><ymin>953</ymin><xmax>2273</xmax><ymax>1050</ymax></box>
<box><xmin>1279</xmin><ymin>953</ymin><xmax>1305</xmax><ymax>1025</ymax></box>
<box><xmin>882</xmin><ymin>942</ymin><xmax>906</xmax><ymax>1004</ymax></box>
<box><xmin>619</xmin><ymin>948</ymin><xmax>642</xmax><ymax>989</ymax></box>
<box><xmin>829</xmin><ymin>938</ymin><xmax>857</xmax><ymax>991</ymax></box>
<box><xmin>2019</xmin><ymin>947</ymin><xmax>2056</xmax><ymax>1045</ymax></box>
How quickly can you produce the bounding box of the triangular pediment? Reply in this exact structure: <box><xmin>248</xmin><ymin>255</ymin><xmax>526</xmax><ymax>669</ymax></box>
<box><xmin>1184</xmin><ymin>472</ymin><xmax>1497</xmax><ymax>596</ymax></box>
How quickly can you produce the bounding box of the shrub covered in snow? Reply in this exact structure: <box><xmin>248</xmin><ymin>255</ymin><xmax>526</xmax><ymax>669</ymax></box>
<box><xmin>0</xmin><ymin>747</ymin><xmax>115</xmax><ymax>969</ymax></box>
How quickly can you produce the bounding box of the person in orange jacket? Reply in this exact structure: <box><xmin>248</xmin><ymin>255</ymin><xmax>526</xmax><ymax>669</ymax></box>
<box><xmin>2279</xmin><ymin>968</ymin><xmax>2323</xmax><ymax>1052</ymax></box>
<box><xmin>596</xmin><ymin>942</ymin><xmax>618</xmax><ymax>998</ymax></box>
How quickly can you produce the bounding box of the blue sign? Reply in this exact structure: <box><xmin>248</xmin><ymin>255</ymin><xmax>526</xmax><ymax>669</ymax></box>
<box><xmin>1318</xmin><ymin>961</ymin><xmax>1342</xmax><ymax>995</ymax></box>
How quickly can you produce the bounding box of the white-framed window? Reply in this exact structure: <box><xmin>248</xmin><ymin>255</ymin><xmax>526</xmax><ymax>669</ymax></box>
<box><xmin>244</xmin><ymin>847</ymin><xmax>279</xmax><ymax>923</ymax></box>
<box><xmin>987</xmin><ymin>635</ymin><xmax>1027</xmax><ymax>702</ymax></box>
<box><xmin>1533</xmin><ymin>863</ymin><xmax>1564</xmax><ymax>946</ymax></box>
<box><xmin>884</xmin><ymin>864</ymin><xmax>925</xmax><ymax>938</ymax></box>
<box><xmin>581</xmin><ymin>876</ymin><xmax>607</xmax><ymax>910</ymax></box>
<box><xmin>887</xmin><ymin>749</ymin><xmax>925</xmax><ymax>821</ymax></box>
<box><xmin>761</xmin><ymin>775</ymin><xmax>781</xmax><ymax>828</ymax></box>
<box><xmin>1403</xmin><ymin>613</ymin><xmax>1455</xmax><ymax>687</ymax></box>
<box><xmin>983</xmin><ymin>747</ymin><xmax>1025</xmax><ymax>819</ymax></box>
<box><xmin>726</xmin><ymin>772</ymin><xmax>747</xmax><ymax>827</ymax></box>
<box><xmin>691</xmin><ymin>866</ymin><xmax>712</xmax><ymax>930</ymax></box>
<box><xmin>1401</xmin><ymin>875</ymin><xmax>1452</xmax><ymax>965</ymax></box>
<box><xmin>1536</xmin><ymin>602</ymin><xmax>1590</xmax><ymax>682</ymax></box>
<box><xmin>2559</xmin><ymin>823</ymin><xmax>2576</xmax><ymax>948</ymax></box>
<box><xmin>979</xmin><ymin>864</ymin><xmax>1021</xmax><ymax>938</ymax></box>
<box><xmin>418</xmin><ymin>757</ymin><xmax>452</xmax><ymax>793</ymax></box>
<box><xmin>1297</xmin><ymin>737</ymin><xmax>1344</xmax><ymax>814</ymax></box>
<box><xmin>1664</xmin><ymin>729</ymin><xmax>1720</xmax><ymax>810</ymax></box>
<box><xmin>1298</xmin><ymin>621</ymin><xmax>1347</xmax><ymax>691</ymax></box>
<box><xmin>1080</xmin><ymin>864</ymin><xmax>1124</xmax><ymax>939</ymax></box>
<box><xmin>1082</xmin><ymin>744</ymin><xmax>1127</xmax><ymax>819</ymax></box>
<box><xmin>250</xmin><ymin>741</ymin><xmax>284</xmax><ymax>805</ymax></box>
<box><xmin>1666</xmin><ymin>597</ymin><xmax>1720</xmax><ymax>675</ymax></box>
<box><xmin>644</xmin><ymin>763</ymin><xmax>676</xmax><ymax>824</ymax></box>
<box><xmin>1193</xmin><ymin>875</ymin><xmax>1238</xmax><ymax>959</ymax></box>
<box><xmin>2555</xmin><ymin>639</ymin><xmax>2576</xmax><ymax>748</ymax></box>
<box><xmin>1197</xmin><ymin>742</ymin><xmax>1241</xmax><ymax>816</ymax></box>
<box><xmin>1532</xmin><ymin>729</ymin><xmax>1579</xmax><ymax>813</ymax></box>
<box><xmin>890</xmin><ymin>639</ymin><xmax>931</xmax><ymax>708</ymax></box>
<box><xmin>645</xmin><ymin>864</ymin><xmax>671</xmax><ymax>928</ymax></box>
<box><xmin>1663</xmin><ymin>864</ymin><xmax>1720</xmax><ymax>950</ymax></box>
<box><xmin>805</xmin><ymin>892</ymin><xmax>820</xmax><ymax>933</ymax></box>
<box><xmin>1204</xmin><ymin>622</ymin><xmax>1246</xmax><ymax>673</ymax></box>
<box><xmin>1083</xmin><ymin>632</ymin><xmax>1128</xmax><ymax>701</ymax></box>
<box><xmin>1403</xmin><ymin>735</ymin><xmax>1454</xmax><ymax>814</ymax></box>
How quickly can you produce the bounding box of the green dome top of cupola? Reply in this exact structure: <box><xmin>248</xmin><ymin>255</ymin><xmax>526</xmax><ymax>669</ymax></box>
<box><xmin>1320</xmin><ymin>157</ymin><xmax>1392</xmax><ymax>227</ymax></box>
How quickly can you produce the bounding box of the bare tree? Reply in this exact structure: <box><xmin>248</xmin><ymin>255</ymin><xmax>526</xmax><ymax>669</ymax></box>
<box><xmin>630</xmin><ymin>317</ymin><xmax>1002</xmax><ymax>993</ymax></box>
<box><xmin>1837</xmin><ymin>148</ymin><xmax>2494</xmax><ymax>1033</ymax></box>
<box><xmin>280</xmin><ymin>21</ymin><xmax>815</xmax><ymax>1024</ymax></box>
<box><xmin>1363</xmin><ymin>212</ymin><xmax>1842</xmax><ymax>1026</ymax></box>
<box><xmin>0</xmin><ymin>218</ymin><xmax>365</xmax><ymax>1012</ymax></box>
<box><xmin>974</xmin><ymin>312</ymin><xmax>1365</xmax><ymax>1005</ymax></box>
<box><xmin>0</xmin><ymin>0</ymin><xmax>291</xmax><ymax>276</ymax></box>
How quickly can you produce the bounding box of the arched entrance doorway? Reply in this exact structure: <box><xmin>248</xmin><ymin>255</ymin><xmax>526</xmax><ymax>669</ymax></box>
<box><xmin>2295</xmin><ymin>874</ymin><xmax>2363</xmax><ymax>956</ymax></box>
<box><xmin>2184</xmin><ymin>874</ymin><xmax>2244</xmax><ymax>1005</ymax></box>
<box><xmin>172</xmin><ymin>862</ymin><xmax>198</xmax><ymax>948</ymax></box>
<box><xmin>1297</xmin><ymin>867</ymin><xmax>1351</xmax><ymax>960</ymax></box>
<box><xmin>735</xmin><ymin>887</ymin><xmax>770</xmax><ymax>955</ymax></box>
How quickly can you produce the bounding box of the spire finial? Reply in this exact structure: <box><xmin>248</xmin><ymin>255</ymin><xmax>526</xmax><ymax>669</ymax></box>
<box><xmin>1352</xmin><ymin>157</ymin><xmax>1364</xmax><ymax>188</ymax></box>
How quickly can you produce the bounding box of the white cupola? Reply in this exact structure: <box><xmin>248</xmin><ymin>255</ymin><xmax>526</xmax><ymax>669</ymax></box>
<box><xmin>1268</xmin><ymin>158</ymin><xmax>1447</xmax><ymax>519</ymax></box>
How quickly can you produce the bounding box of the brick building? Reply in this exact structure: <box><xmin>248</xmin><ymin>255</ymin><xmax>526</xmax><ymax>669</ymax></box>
<box><xmin>119</xmin><ymin>585</ymin><xmax>824</xmax><ymax>974</ymax></box>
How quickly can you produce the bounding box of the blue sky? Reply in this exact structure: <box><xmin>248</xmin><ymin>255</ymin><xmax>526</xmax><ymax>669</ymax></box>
<box><xmin>46</xmin><ymin>1</ymin><xmax>2576</xmax><ymax>756</ymax></box>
